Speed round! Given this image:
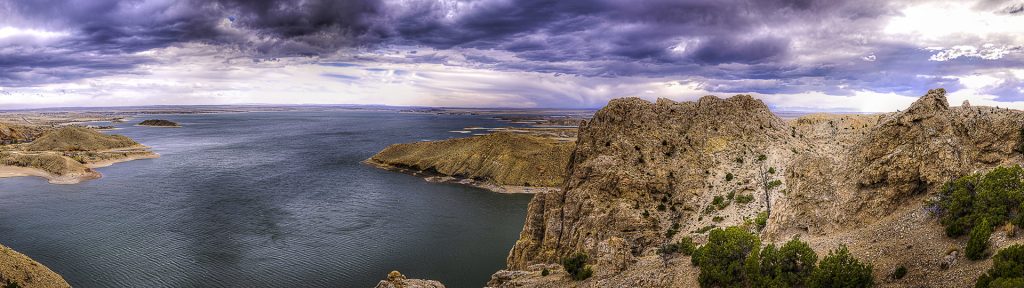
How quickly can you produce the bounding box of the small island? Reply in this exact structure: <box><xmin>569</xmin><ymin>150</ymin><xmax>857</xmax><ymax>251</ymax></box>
<box><xmin>137</xmin><ymin>119</ymin><xmax>180</xmax><ymax>127</ymax></box>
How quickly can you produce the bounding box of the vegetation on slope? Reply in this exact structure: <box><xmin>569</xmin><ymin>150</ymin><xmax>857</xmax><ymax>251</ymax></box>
<box><xmin>0</xmin><ymin>152</ymin><xmax>91</xmax><ymax>176</ymax></box>
<box><xmin>933</xmin><ymin>165</ymin><xmax>1024</xmax><ymax>260</ymax></box>
<box><xmin>691</xmin><ymin>226</ymin><xmax>873</xmax><ymax>288</ymax></box>
<box><xmin>368</xmin><ymin>132</ymin><xmax>573</xmax><ymax>187</ymax></box>
<box><xmin>976</xmin><ymin>244</ymin><xmax>1024</xmax><ymax>287</ymax></box>
<box><xmin>26</xmin><ymin>127</ymin><xmax>139</xmax><ymax>152</ymax></box>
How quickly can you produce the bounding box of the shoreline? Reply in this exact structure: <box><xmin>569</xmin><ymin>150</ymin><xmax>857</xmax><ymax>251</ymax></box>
<box><xmin>363</xmin><ymin>160</ymin><xmax>556</xmax><ymax>194</ymax></box>
<box><xmin>0</xmin><ymin>152</ymin><xmax>159</xmax><ymax>184</ymax></box>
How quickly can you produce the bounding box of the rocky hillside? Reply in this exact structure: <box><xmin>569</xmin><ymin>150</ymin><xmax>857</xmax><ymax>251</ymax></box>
<box><xmin>487</xmin><ymin>89</ymin><xmax>1024</xmax><ymax>287</ymax></box>
<box><xmin>26</xmin><ymin>126</ymin><xmax>141</xmax><ymax>152</ymax></box>
<box><xmin>367</xmin><ymin>132</ymin><xmax>573</xmax><ymax>192</ymax></box>
<box><xmin>0</xmin><ymin>244</ymin><xmax>70</xmax><ymax>288</ymax></box>
<box><xmin>1</xmin><ymin>126</ymin><xmax>157</xmax><ymax>184</ymax></box>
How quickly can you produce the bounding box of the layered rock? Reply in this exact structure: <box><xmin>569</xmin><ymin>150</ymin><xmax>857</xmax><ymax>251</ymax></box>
<box><xmin>367</xmin><ymin>132</ymin><xmax>573</xmax><ymax>192</ymax></box>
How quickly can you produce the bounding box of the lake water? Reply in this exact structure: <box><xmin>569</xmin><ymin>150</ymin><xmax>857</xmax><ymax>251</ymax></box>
<box><xmin>0</xmin><ymin>111</ymin><xmax>534</xmax><ymax>288</ymax></box>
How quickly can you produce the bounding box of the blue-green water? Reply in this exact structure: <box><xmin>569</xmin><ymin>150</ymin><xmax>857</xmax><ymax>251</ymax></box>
<box><xmin>0</xmin><ymin>111</ymin><xmax>533</xmax><ymax>288</ymax></box>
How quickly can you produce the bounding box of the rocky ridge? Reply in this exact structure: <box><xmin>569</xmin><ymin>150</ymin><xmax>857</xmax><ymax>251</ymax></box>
<box><xmin>487</xmin><ymin>89</ymin><xmax>1024</xmax><ymax>287</ymax></box>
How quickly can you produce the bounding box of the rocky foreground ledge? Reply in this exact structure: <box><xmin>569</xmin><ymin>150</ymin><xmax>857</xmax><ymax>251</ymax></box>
<box><xmin>0</xmin><ymin>244</ymin><xmax>70</xmax><ymax>288</ymax></box>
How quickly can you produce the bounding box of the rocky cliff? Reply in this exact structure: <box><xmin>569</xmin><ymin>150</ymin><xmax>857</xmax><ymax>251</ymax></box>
<box><xmin>0</xmin><ymin>244</ymin><xmax>70</xmax><ymax>288</ymax></box>
<box><xmin>489</xmin><ymin>89</ymin><xmax>1024</xmax><ymax>287</ymax></box>
<box><xmin>367</xmin><ymin>132</ymin><xmax>573</xmax><ymax>192</ymax></box>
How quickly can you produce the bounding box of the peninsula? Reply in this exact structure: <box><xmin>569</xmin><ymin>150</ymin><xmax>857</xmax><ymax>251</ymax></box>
<box><xmin>0</xmin><ymin>126</ymin><xmax>158</xmax><ymax>184</ymax></box>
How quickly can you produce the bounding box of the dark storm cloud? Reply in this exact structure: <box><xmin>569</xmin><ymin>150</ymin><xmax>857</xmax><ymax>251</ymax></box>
<box><xmin>2</xmin><ymin>0</ymin><xmax>1022</xmax><ymax>103</ymax></box>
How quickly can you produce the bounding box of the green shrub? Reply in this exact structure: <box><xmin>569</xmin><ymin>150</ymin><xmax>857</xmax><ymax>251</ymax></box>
<box><xmin>726</xmin><ymin>173</ymin><xmax>735</xmax><ymax>182</ymax></box>
<box><xmin>1016</xmin><ymin>127</ymin><xmax>1024</xmax><ymax>154</ymax></box>
<box><xmin>712</xmin><ymin>195</ymin><xmax>730</xmax><ymax>210</ymax></box>
<box><xmin>713</xmin><ymin>196</ymin><xmax>724</xmax><ymax>205</ymax></box>
<box><xmin>767</xmin><ymin>179</ymin><xmax>783</xmax><ymax>190</ymax></box>
<box><xmin>736</xmin><ymin>194</ymin><xmax>754</xmax><ymax>204</ymax></box>
<box><xmin>753</xmin><ymin>237</ymin><xmax>818</xmax><ymax>287</ymax></box>
<box><xmin>561</xmin><ymin>253</ymin><xmax>593</xmax><ymax>281</ymax></box>
<box><xmin>665</xmin><ymin>223</ymin><xmax>680</xmax><ymax>238</ymax></box>
<box><xmin>541</xmin><ymin>268</ymin><xmax>550</xmax><ymax>276</ymax></box>
<box><xmin>977</xmin><ymin>244</ymin><xmax>1024</xmax><ymax>287</ymax></box>
<box><xmin>3</xmin><ymin>280</ymin><xmax>22</xmax><ymax>288</ymax></box>
<box><xmin>937</xmin><ymin>166</ymin><xmax>1024</xmax><ymax>238</ymax></box>
<box><xmin>967</xmin><ymin>219</ymin><xmax>994</xmax><ymax>260</ymax></box>
<box><xmin>889</xmin><ymin>265</ymin><xmax>907</xmax><ymax>280</ymax></box>
<box><xmin>657</xmin><ymin>203</ymin><xmax>666</xmax><ymax>211</ymax></box>
<box><xmin>768</xmin><ymin>167</ymin><xmax>776</xmax><ymax>174</ymax></box>
<box><xmin>808</xmin><ymin>246</ymin><xmax>873</xmax><ymax>288</ymax></box>
<box><xmin>659</xmin><ymin>236</ymin><xmax>696</xmax><ymax>256</ymax></box>
<box><xmin>696</xmin><ymin>225</ymin><xmax>716</xmax><ymax>234</ymax></box>
<box><xmin>728</xmin><ymin>191</ymin><xmax>736</xmax><ymax>200</ymax></box>
<box><xmin>755</xmin><ymin>211</ymin><xmax>769</xmax><ymax>230</ymax></box>
<box><xmin>712</xmin><ymin>216</ymin><xmax>724</xmax><ymax>222</ymax></box>
<box><xmin>692</xmin><ymin>226</ymin><xmax>761</xmax><ymax>287</ymax></box>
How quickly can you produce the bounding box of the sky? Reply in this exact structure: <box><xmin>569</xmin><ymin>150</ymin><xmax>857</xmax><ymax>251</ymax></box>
<box><xmin>1</xmin><ymin>0</ymin><xmax>1023</xmax><ymax>111</ymax></box>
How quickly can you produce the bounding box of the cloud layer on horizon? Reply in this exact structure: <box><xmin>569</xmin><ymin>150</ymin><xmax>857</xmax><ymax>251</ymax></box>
<box><xmin>1</xmin><ymin>0</ymin><xmax>1024</xmax><ymax>111</ymax></box>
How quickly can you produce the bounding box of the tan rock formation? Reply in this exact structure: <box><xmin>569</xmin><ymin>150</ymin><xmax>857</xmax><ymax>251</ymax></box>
<box><xmin>491</xmin><ymin>89</ymin><xmax>1024</xmax><ymax>287</ymax></box>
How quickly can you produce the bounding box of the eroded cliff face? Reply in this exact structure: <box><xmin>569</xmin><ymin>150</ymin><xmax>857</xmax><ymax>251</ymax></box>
<box><xmin>506</xmin><ymin>95</ymin><xmax>796</xmax><ymax>276</ymax></box>
<box><xmin>771</xmin><ymin>89</ymin><xmax>1024</xmax><ymax>236</ymax></box>
<box><xmin>493</xmin><ymin>89</ymin><xmax>1024</xmax><ymax>287</ymax></box>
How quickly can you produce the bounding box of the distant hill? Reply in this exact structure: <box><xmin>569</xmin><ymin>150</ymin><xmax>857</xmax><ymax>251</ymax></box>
<box><xmin>26</xmin><ymin>127</ymin><xmax>140</xmax><ymax>151</ymax></box>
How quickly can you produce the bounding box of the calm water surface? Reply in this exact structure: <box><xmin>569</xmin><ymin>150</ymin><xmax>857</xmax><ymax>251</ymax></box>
<box><xmin>0</xmin><ymin>111</ymin><xmax>533</xmax><ymax>288</ymax></box>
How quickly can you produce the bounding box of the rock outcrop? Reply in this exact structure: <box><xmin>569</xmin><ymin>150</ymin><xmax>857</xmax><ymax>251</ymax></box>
<box><xmin>0</xmin><ymin>244</ymin><xmax>70</xmax><ymax>288</ymax></box>
<box><xmin>374</xmin><ymin>271</ymin><xmax>445</xmax><ymax>288</ymax></box>
<box><xmin>490</xmin><ymin>89</ymin><xmax>1024</xmax><ymax>287</ymax></box>
<box><xmin>367</xmin><ymin>132</ymin><xmax>573</xmax><ymax>192</ymax></box>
